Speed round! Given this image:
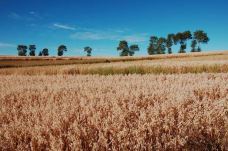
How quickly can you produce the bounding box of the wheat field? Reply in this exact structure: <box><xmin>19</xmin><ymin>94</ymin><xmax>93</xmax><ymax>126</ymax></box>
<box><xmin>1</xmin><ymin>74</ymin><xmax>228</xmax><ymax>150</ymax></box>
<box><xmin>1</xmin><ymin>59</ymin><xmax>228</xmax><ymax>76</ymax></box>
<box><xmin>0</xmin><ymin>51</ymin><xmax>227</xmax><ymax>68</ymax></box>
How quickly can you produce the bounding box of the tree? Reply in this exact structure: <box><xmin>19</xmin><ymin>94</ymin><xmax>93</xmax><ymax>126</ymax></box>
<box><xmin>117</xmin><ymin>40</ymin><xmax>129</xmax><ymax>56</ymax></box>
<box><xmin>38</xmin><ymin>51</ymin><xmax>42</xmax><ymax>56</ymax></box>
<box><xmin>29</xmin><ymin>45</ymin><xmax>36</xmax><ymax>56</ymax></box>
<box><xmin>42</xmin><ymin>48</ymin><xmax>49</xmax><ymax>56</ymax></box>
<box><xmin>166</xmin><ymin>34</ymin><xmax>175</xmax><ymax>54</ymax></box>
<box><xmin>117</xmin><ymin>41</ymin><xmax>139</xmax><ymax>56</ymax></box>
<box><xmin>191</xmin><ymin>40</ymin><xmax>197</xmax><ymax>52</ymax></box>
<box><xmin>17</xmin><ymin>45</ymin><xmax>27</xmax><ymax>56</ymax></box>
<box><xmin>129</xmin><ymin>45</ymin><xmax>139</xmax><ymax>56</ymax></box>
<box><xmin>193</xmin><ymin>30</ymin><xmax>209</xmax><ymax>52</ymax></box>
<box><xmin>148</xmin><ymin>36</ymin><xmax>159</xmax><ymax>55</ymax></box>
<box><xmin>57</xmin><ymin>45</ymin><xmax>67</xmax><ymax>56</ymax></box>
<box><xmin>174</xmin><ymin>31</ymin><xmax>192</xmax><ymax>53</ymax></box>
<box><xmin>84</xmin><ymin>46</ymin><xmax>92</xmax><ymax>56</ymax></box>
<box><xmin>148</xmin><ymin>36</ymin><xmax>166</xmax><ymax>55</ymax></box>
<box><xmin>157</xmin><ymin>37</ymin><xmax>166</xmax><ymax>54</ymax></box>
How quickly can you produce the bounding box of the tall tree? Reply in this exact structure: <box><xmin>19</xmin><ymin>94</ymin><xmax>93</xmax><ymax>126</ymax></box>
<box><xmin>157</xmin><ymin>37</ymin><xmax>166</xmax><ymax>54</ymax></box>
<box><xmin>29</xmin><ymin>45</ymin><xmax>36</xmax><ymax>56</ymax></box>
<box><xmin>193</xmin><ymin>30</ymin><xmax>209</xmax><ymax>52</ymax></box>
<box><xmin>42</xmin><ymin>48</ymin><xmax>49</xmax><ymax>56</ymax></box>
<box><xmin>148</xmin><ymin>36</ymin><xmax>159</xmax><ymax>55</ymax></box>
<box><xmin>17</xmin><ymin>45</ymin><xmax>27</xmax><ymax>56</ymax></box>
<box><xmin>57</xmin><ymin>45</ymin><xmax>67</xmax><ymax>56</ymax></box>
<box><xmin>129</xmin><ymin>45</ymin><xmax>140</xmax><ymax>56</ymax></box>
<box><xmin>84</xmin><ymin>46</ymin><xmax>92</xmax><ymax>56</ymax></box>
<box><xmin>191</xmin><ymin>40</ymin><xmax>197</xmax><ymax>52</ymax></box>
<box><xmin>117</xmin><ymin>40</ymin><xmax>129</xmax><ymax>56</ymax></box>
<box><xmin>174</xmin><ymin>31</ymin><xmax>192</xmax><ymax>53</ymax></box>
<box><xmin>166</xmin><ymin>34</ymin><xmax>175</xmax><ymax>54</ymax></box>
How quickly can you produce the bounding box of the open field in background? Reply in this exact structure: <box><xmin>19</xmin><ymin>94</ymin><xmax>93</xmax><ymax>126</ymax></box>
<box><xmin>0</xmin><ymin>51</ymin><xmax>227</xmax><ymax>68</ymax></box>
<box><xmin>1</xmin><ymin>51</ymin><xmax>228</xmax><ymax>75</ymax></box>
<box><xmin>1</xmin><ymin>60</ymin><xmax>228</xmax><ymax>75</ymax></box>
<box><xmin>1</xmin><ymin>74</ymin><xmax>228</xmax><ymax>150</ymax></box>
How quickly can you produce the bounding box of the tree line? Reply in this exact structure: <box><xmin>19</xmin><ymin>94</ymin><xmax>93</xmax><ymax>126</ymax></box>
<box><xmin>17</xmin><ymin>44</ymin><xmax>93</xmax><ymax>57</ymax></box>
<box><xmin>17</xmin><ymin>30</ymin><xmax>209</xmax><ymax>57</ymax></box>
<box><xmin>147</xmin><ymin>30</ymin><xmax>209</xmax><ymax>55</ymax></box>
<box><xmin>116</xmin><ymin>30</ymin><xmax>209</xmax><ymax>56</ymax></box>
<box><xmin>17</xmin><ymin>45</ymin><xmax>68</xmax><ymax>56</ymax></box>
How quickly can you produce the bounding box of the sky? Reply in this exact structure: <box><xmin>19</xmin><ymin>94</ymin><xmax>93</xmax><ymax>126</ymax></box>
<box><xmin>0</xmin><ymin>0</ymin><xmax>228</xmax><ymax>56</ymax></box>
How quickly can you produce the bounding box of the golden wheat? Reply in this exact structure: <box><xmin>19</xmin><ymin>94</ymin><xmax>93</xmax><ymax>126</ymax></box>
<box><xmin>0</xmin><ymin>51</ymin><xmax>227</xmax><ymax>68</ymax></box>
<box><xmin>1</xmin><ymin>59</ymin><xmax>228</xmax><ymax>75</ymax></box>
<box><xmin>1</xmin><ymin>74</ymin><xmax>228</xmax><ymax>150</ymax></box>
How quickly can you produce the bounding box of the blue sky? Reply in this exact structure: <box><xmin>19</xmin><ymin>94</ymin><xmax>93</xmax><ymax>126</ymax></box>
<box><xmin>0</xmin><ymin>0</ymin><xmax>228</xmax><ymax>56</ymax></box>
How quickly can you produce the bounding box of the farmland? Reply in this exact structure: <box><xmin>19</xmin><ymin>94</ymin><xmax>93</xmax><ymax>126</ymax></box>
<box><xmin>0</xmin><ymin>51</ymin><xmax>227</xmax><ymax>69</ymax></box>
<box><xmin>0</xmin><ymin>51</ymin><xmax>228</xmax><ymax>150</ymax></box>
<box><xmin>0</xmin><ymin>51</ymin><xmax>228</xmax><ymax>75</ymax></box>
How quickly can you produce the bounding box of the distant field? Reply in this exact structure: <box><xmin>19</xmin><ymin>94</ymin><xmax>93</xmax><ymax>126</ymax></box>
<box><xmin>0</xmin><ymin>51</ymin><xmax>227</xmax><ymax>68</ymax></box>
<box><xmin>1</xmin><ymin>51</ymin><xmax>228</xmax><ymax>75</ymax></box>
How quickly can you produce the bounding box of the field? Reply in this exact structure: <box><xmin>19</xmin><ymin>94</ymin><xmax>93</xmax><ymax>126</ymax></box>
<box><xmin>1</xmin><ymin>51</ymin><xmax>228</xmax><ymax>75</ymax></box>
<box><xmin>0</xmin><ymin>51</ymin><xmax>228</xmax><ymax>150</ymax></box>
<box><xmin>0</xmin><ymin>51</ymin><xmax>227</xmax><ymax>69</ymax></box>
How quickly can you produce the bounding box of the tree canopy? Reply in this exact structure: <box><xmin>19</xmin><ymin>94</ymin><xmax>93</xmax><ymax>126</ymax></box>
<box><xmin>17</xmin><ymin>45</ymin><xmax>27</xmax><ymax>56</ymax></box>
<box><xmin>148</xmin><ymin>36</ymin><xmax>159</xmax><ymax>55</ymax></box>
<box><xmin>157</xmin><ymin>37</ymin><xmax>166</xmax><ymax>54</ymax></box>
<box><xmin>129</xmin><ymin>44</ymin><xmax>140</xmax><ymax>56</ymax></box>
<box><xmin>117</xmin><ymin>40</ymin><xmax>139</xmax><ymax>56</ymax></box>
<box><xmin>117</xmin><ymin>40</ymin><xmax>129</xmax><ymax>56</ymax></box>
<box><xmin>193</xmin><ymin>30</ymin><xmax>210</xmax><ymax>52</ymax></box>
<box><xmin>58</xmin><ymin>45</ymin><xmax>67</xmax><ymax>56</ymax></box>
<box><xmin>29</xmin><ymin>45</ymin><xmax>36</xmax><ymax>56</ymax></box>
<box><xmin>166</xmin><ymin>34</ymin><xmax>175</xmax><ymax>54</ymax></box>
<box><xmin>84</xmin><ymin>46</ymin><xmax>92</xmax><ymax>56</ymax></box>
<box><xmin>148</xmin><ymin>36</ymin><xmax>167</xmax><ymax>55</ymax></box>
<box><xmin>42</xmin><ymin>48</ymin><xmax>49</xmax><ymax>56</ymax></box>
<box><xmin>174</xmin><ymin>31</ymin><xmax>192</xmax><ymax>53</ymax></box>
